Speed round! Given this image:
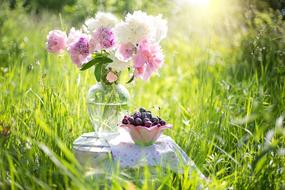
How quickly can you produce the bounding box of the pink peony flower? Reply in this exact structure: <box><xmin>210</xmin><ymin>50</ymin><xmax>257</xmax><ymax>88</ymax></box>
<box><xmin>68</xmin><ymin>37</ymin><xmax>90</xmax><ymax>67</ymax></box>
<box><xmin>46</xmin><ymin>30</ymin><xmax>67</xmax><ymax>54</ymax></box>
<box><xmin>133</xmin><ymin>39</ymin><xmax>164</xmax><ymax>80</ymax></box>
<box><xmin>106</xmin><ymin>71</ymin><xmax>118</xmax><ymax>83</ymax></box>
<box><xmin>90</xmin><ymin>27</ymin><xmax>115</xmax><ymax>52</ymax></box>
<box><xmin>67</xmin><ymin>28</ymin><xmax>83</xmax><ymax>46</ymax></box>
<box><xmin>117</xmin><ymin>42</ymin><xmax>136</xmax><ymax>61</ymax></box>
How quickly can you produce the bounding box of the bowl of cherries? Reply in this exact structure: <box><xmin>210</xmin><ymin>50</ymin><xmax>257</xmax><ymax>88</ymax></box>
<box><xmin>119</xmin><ymin>108</ymin><xmax>172</xmax><ymax>146</ymax></box>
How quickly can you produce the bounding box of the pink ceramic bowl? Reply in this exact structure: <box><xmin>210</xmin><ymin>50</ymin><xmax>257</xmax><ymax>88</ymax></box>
<box><xmin>120</xmin><ymin>124</ymin><xmax>172</xmax><ymax>146</ymax></box>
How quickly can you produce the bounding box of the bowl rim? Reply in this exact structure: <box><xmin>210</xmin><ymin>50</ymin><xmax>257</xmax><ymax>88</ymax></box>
<box><xmin>119</xmin><ymin>123</ymin><xmax>172</xmax><ymax>131</ymax></box>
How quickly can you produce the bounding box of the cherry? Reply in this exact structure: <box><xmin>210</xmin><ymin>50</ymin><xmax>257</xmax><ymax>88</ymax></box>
<box><xmin>135</xmin><ymin>118</ymin><xmax>143</xmax><ymax>126</ymax></box>
<box><xmin>122</xmin><ymin>118</ymin><xmax>128</xmax><ymax>124</ymax></box>
<box><xmin>128</xmin><ymin>116</ymin><xmax>135</xmax><ymax>125</ymax></box>
<box><xmin>145</xmin><ymin>121</ymin><xmax>152</xmax><ymax>127</ymax></box>
<box><xmin>134</xmin><ymin>112</ymin><xmax>141</xmax><ymax>119</ymax></box>
<box><xmin>159</xmin><ymin>120</ymin><xmax>166</xmax><ymax>126</ymax></box>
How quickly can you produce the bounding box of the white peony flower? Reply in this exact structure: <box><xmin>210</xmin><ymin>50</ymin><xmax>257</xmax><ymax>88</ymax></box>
<box><xmin>85</xmin><ymin>12</ymin><xmax>118</xmax><ymax>33</ymax></box>
<box><xmin>114</xmin><ymin>10</ymin><xmax>167</xmax><ymax>44</ymax></box>
<box><xmin>84</xmin><ymin>18</ymin><xmax>96</xmax><ymax>32</ymax></box>
<box><xmin>149</xmin><ymin>15</ymin><xmax>168</xmax><ymax>42</ymax></box>
<box><xmin>113</xmin><ymin>22</ymin><xmax>130</xmax><ymax>44</ymax></box>
<box><xmin>107</xmin><ymin>52</ymin><xmax>131</xmax><ymax>72</ymax></box>
<box><xmin>114</xmin><ymin>11</ymin><xmax>152</xmax><ymax>44</ymax></box>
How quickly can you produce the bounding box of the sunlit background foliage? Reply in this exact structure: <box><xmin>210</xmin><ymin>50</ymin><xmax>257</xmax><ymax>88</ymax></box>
<box><xmin>1</xmin><ymin>0</ymin><xmax>285</xmax><ymax>189</ymax></box>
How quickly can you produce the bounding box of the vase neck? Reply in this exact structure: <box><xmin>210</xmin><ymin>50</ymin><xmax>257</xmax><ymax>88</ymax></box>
<box><xmin>99</xmin><ymin>82</ymin><xmax>119</xmax><ymax>88</ymax></box>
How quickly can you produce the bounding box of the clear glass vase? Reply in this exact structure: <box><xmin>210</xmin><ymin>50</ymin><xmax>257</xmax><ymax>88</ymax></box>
<box><xmin>87</xmin><ymin>82</ymin><xmax>130</xmax><ymax>137</ymax></box>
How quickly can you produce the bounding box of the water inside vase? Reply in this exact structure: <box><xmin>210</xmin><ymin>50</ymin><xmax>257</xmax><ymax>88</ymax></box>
<box><xmin>87</xmin><ymin>102</ymin><xmax>128</xmax><ymax>134</ymax></box>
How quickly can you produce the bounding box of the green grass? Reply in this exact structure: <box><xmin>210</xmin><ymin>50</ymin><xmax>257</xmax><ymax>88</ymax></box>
<box><xmin>1</xmin><ymin>2</ymin><xmax>285</xmax><ymax>189</ymax></box>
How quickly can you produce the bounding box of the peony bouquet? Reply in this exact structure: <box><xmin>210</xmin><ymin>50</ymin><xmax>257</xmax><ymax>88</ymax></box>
<box><xmin>46</xmin><ymin>11</ymin><xmax>167</xmax><ymax>84</ymax></box>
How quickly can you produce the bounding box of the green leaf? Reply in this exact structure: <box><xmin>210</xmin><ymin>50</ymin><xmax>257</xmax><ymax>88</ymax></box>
<box><xmin>94</xmin><ymin>63</ymin><xmax>103</xmax><ymax>82</ymax></box>
<box><xmin>80</xmin><ymin>52</ymin><xmax>113</xmax><ymax>71</ymax></box>
<box><xmin>126</xmin><ymin>75</ymin><xmax>135</xmax><ymax>84</ymax></box>
<box><xmin>92</xmin><ymin>52</ymin><xmax>113</xmax><ymax>64</ymax></box>
<box><xmin>80</xmin><ymin>59</ymin><xmax>97</xmax><ymax>71</ymax></box>
<box><xmin>93</xmin><ymin>56</ymin><xmax>113</xmax><ymax>64</ymax></box>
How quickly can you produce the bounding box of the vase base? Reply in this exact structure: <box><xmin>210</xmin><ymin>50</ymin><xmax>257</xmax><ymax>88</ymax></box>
<box><xmin>93</xmin><ymin>131</ymin><xmax>119</xmax><ymax>137</ymax></box>
<box><xmin>84</xmin><ymin>132</ymin><xmax>120</xmax><ymax>146</ymax></box>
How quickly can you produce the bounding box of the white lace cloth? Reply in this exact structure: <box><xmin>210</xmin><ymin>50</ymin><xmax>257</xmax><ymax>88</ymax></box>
<box><xmin>73</xmin><ymin>131</ymin><xmax>205</xmax><ymax>178</ymax></box>
<box><xmin>109</xmin><ymin>132</ymin><xmax>201</xmax><ymax>174</ymax></box>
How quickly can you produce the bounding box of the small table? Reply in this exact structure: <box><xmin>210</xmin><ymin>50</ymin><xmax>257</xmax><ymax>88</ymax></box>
<box><xmin>73</xmin><ymin>131</ymin><xmax>205</xmax><ymax>180</ymax></box>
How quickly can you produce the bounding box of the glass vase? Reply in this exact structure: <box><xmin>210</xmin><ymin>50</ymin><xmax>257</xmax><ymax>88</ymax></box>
<box><xmin>87</xmin><ymin>82</ymin><xmax>130</xmax><ymax>137</ymax></box>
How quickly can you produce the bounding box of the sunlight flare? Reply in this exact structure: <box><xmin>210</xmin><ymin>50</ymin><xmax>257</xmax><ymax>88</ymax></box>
<box><xmin>187</xmin><ymin>0</ymin><xmax>210</xmax><ymax>6</ymax></box>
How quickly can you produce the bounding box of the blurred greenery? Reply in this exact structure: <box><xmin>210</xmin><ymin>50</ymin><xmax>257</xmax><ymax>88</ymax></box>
<box><xmin>1</xmin><ymin>0</ymin><xmax>285</xmax><ymax>189</ymax></box>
